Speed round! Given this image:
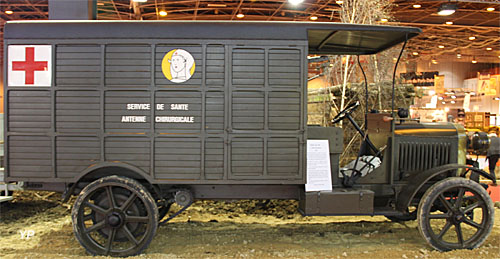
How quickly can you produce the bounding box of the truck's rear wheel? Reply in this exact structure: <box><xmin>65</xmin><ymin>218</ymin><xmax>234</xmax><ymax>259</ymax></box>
<box><xmin>417</xmin><ymin>177</ymin><xmax>494</xmax><ymax>251</ymax></box>
<box><xmin>72</xmin><ymin>176</ymin><xmax>158</xmax><ymax>256</ymax></box>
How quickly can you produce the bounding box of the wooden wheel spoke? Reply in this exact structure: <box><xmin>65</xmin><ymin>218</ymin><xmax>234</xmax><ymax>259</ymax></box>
<box><xmin>84</xmin><ymin>220</ymin><xmax>106</xmax><ymax>234</ymax></box>
<box><xmin>126</xmin><ymin>216</ymin><xmax>149</xmax><ymax>223</ymax></box>
<box><xmin>105</xmin><ymin>228</ymin><xmax>117</xmax><ymax>255</ymax></box>
<box><xmin>120</xmin><ymin>193</ymin><xmax>137</xmax><ymax>211</ymax></box>
<box><xmin>454</xmin><ymin>188</ymin><xmax>466</xmax><ymax>210</ymax></box>
<box><xmin>463</xmin><ymin>218</ymin><xmax>483</xmax><ymax>230</ymax></box>
<box><xmin>83</xmin><ymin>214</ymin><xmax>93</xmax><ymax>221</ymax></box>
<box><xmin>463</xmin><ymin>201</ymin><xmax>482</xmax><ymax>214</ymax></box>
<box><xmin>84</xmin><ymin>201</ymin><xmax>107</xmax><ymax>215</ymax></box>
<box><xmin>438</xmin><ymin>194</ymin><xmax>453</xmax><ymax>212</ymax></box>
<box><xmin>437</xmin><ymin>221</ymin><xmax>452</xmax><ymax>239</ymax></box>
<box><xmin>455</xmin><ymin>224</ymin><xmax>464</xmax><ymax>247</ymax></box>
<box><xmin>106</xmin><ymin>186</ymin><xmax>117</xmax><ymax>209</ymax></box>
<box><xmin>122</xmin><ymin>225</ymin><xmax>139</xmax><ymax>245</ymax></box>
<box><xmin>428</xmin><ymin>213</ymin><xmax>449</xmax><ymax>219</ymax></box>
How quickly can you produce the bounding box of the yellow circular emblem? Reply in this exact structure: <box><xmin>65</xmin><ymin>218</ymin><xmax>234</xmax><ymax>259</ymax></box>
<box><xmin>161</xmin><ymin>49</ymin><xmax>196</xmax><ymax>83</ymax></box>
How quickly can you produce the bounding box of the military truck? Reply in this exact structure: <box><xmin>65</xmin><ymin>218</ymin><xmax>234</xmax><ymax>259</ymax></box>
<box><xmin>3</xmin><ymin>21</ymin><xmax>495</xmax><ymax>256</ymax></box>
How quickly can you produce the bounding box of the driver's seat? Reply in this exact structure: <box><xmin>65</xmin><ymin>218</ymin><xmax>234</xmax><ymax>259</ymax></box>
<box><xmin>364</xmin><ymin>113</ymin><xmax>391</xmax><ymax>155</ymax></box>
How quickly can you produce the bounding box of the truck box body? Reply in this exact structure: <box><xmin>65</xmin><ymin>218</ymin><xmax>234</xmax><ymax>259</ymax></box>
<box><xmin>3</xmin><ymin>21</ymin><xmax>419</xmax><ymax>186</ymax></box>
<box><xmin>4</xmin><ymin>21</ymin><xmax>310</xmax><ymax>184</ymax></box>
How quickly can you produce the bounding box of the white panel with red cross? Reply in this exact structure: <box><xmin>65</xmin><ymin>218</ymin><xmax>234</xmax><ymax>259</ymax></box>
<box><xmin>8</xmin><ymin>45</ymin><xmax>52</xmax><ymax>87</ymax></box>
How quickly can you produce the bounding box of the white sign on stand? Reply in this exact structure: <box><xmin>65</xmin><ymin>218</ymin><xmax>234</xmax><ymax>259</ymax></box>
<box><xmin>305</xmin><ymin>140</ymin><xmax>332</xmax><ymax>192</ymax></box>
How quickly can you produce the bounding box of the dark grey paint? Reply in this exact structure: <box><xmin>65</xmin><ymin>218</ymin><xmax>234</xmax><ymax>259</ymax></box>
<box><xmin>4</xmin><ymin>22</ymin><xmax>310</xmax><ymax>185</ymax></box>
<box><xmin>4</xmin><ymin>21</ymin><xmax>421</xmax><ymax>55</ymax></box>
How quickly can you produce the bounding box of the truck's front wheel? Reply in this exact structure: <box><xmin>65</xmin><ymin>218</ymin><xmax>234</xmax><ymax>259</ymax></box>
<box><xmin>417</xmin><ymin>177</ymin><xmax>494</xmax><ymax>251</ymax></box>
<box><xmin>71</xmin><ymin>176</ymin><xmax>158</xmax><ymax>256</ymax></box>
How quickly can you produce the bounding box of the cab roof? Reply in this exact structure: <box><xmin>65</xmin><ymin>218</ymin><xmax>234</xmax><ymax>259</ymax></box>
<box><xmin>5</xmin><ymin>20</ymin><xmax>421</xmax><ymax>55</ymax></box>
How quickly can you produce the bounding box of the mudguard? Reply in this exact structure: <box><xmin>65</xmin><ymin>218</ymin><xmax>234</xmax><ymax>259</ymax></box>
<box><xmin>396</xmin><ymin>163</ymin><xmax>496</xmax><ymax>212</ymax></box>
<box><xmin>62</xmin><ymin>162</ymin><xmax>155</xmax><ymax>202</ymax></box>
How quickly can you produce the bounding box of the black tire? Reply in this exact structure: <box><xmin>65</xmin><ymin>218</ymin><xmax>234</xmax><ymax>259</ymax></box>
<box><xmin>417</xmin><ymin>177</ymin><xmax>494</xmax><ymax>251</ymax></box>
<box><xmin>72</xmin><ymin>176</ymin><xmax>158</xmax><ymax>256</ymax></box>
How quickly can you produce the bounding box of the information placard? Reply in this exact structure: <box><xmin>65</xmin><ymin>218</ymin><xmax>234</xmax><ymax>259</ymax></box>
<box><xmin>305</xmin><ymin>140</ymin><xmax>332</xmax><ymax>192</ymax></box>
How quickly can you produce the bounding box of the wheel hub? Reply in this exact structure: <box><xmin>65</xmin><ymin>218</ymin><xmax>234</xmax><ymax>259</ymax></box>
<box><xmin>107</xmin><ymin>212</ymin><xmax>124</xmax><ymax>228</ymax></box>
<box><xmin>448</xmin><ymin>209</ymin><xmax>465</xmax><ymax>224</ymax></box>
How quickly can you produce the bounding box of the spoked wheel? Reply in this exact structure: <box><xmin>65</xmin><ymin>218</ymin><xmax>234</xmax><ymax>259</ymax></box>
<box><xmin>71</xmin><ymin>176</ymin><xmax>158</xmax><ymax>256</ymax></box>
<box><xmin>417</xmin><ymin>177</ymin><xmax>494</xmax><ymax>251</ymax></box>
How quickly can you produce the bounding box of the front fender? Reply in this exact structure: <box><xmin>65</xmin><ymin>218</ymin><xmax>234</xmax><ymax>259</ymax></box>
<box><xmin>395</xmin><ymin>163</ymin><xmax>495</xmax><ymax>212</ymax></box>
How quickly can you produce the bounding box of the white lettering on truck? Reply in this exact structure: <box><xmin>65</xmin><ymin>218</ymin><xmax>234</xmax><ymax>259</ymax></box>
<box><xmin>170</xmin><ymin>104</ymin><xmax>189</xmax><ymax>110</ymax></box>
<box><xmin>121</xmin><ymin>103</ymin><xmax>194</xmax><ymax>123</ymax></box>
<box><xmin>121</xmin><ymin>116</ymin><xmax>146</xmax><ymax>123</ymax></box>
<box><xmin>155</xmin><ymin>116</ymin><xmax>194</xmax><ymax>123</ymax></box>
<box><xmin>127</xmin><ymin>104</ymin><xmax>150</xmax><ymax>110</ymax></box>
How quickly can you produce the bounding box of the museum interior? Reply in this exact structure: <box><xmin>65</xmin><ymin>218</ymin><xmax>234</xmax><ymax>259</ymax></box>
<box><xmin>1</xmin><ymin>1</ymin><xmax>500</xmax><ymax>258</ymax></box>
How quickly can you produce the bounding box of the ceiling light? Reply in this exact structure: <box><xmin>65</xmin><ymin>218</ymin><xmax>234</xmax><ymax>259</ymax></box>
<box><xmin>336</xmin><ymin>0</ymin><xmax>343</xmax><ymax>4</ymax></box>
<box><xmin>451</xmin><ymin>100</ymin><xmax>456</xmax><ymax>104</ymax></box>
<box><xmin>471</xmin><ymin>57</ymin><xmax>477</xmax><ymax>64</ymax></box>
<box><xmin>413</xmin><ymin>4</ymin><xmax>421</xmax><ymax>8</ymax></box>
<box><xmin>457</xmin><ymin>53</ymin><xmax>462</xmax><ymax>58</ymax></box>
<box><xmin>132</xmin><ymin>0</ymin><xmax>147</xmax><ymax>2</ymax></box>
<box><xmin>445</xmin><ymin>21</ymin><xmax>453</xmax><ymax>25</ymax></box>
<box><xmin>438</xmin><ymin>45</ymin><xmax>444</xmax><ymax>49</ymax></box>
<box><xmin>486</xmin><ymin>47</ymin><xmax>492</xmax><ymax>51</ymax></box>
<box><xmin>442</xmin><ymin>101</ymin><xmax>446</xmax><ymax>104</ymax></box>
<box><xmin>451</xmin><ymin>95</ymin><xmax>456</xmax><ymax>99</ymax></box>
<box><xmin>438</xmin><ymin>96</ymin><xmax>444</xmax><ymax>100</ymax></box>
<box><xmin>380</xmin><ymin>18</ymin><xmax>388</xmax><ymax>22</ymax></box>
<box><xmin>289</xmin><ymin>0</ymin><xmax>305</xmax><ymax>5</ymax></box>
<box><xmin>310</xmin><ymin>16</ymin><xmax>318</xmax><ymax>21</ymax></box>
<box><xmin>437</xmin><ymin>3</ymin><xmax>457</xmax><ymax>16</ymax></box>
<box><xmin>486</xmin><ymin>7</ymin><xmax>495</xmax><ymax>12</ymax></box>
<box><xmin>412</xmin><ymin>52</ymin><xmax>419</xmax><ymax>56</ymax></box>
<box><xmin>469</xmin><ymin>36</ymin><xmax>476</xmax><ymax>40</ymax></box>
<box><xmin>5</xmin><ymin>10</ymin><xmax>13</xmax><ymax>14</ymax></box>
<box><xmin>432</xmin><ymin>59</ymin><xmax>438</xmax><ymax>64</ymax></box>
<box><xmin>207</xmin><ymin>4</ymin><xmax>227</xmax><ymax>7</ymax></box>
<box><xmin>236</xmin><ymin>13</ymin><xmax>245</xmax><ymax>18</ymax></box>
<box><xmin>159</xmin><ymin>10</ymin><xmax>167</xmax><ymax>16</ymax></box>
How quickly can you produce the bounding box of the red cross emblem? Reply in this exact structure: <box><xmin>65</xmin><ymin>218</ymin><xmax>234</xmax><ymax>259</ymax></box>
<box><xmin>12</xmin><ymin>47</ymin><xmax>48</xmax><ymax>84</ymax></box>
<box><xmin>8</xmin><ymin>45</ymin><xmax>52</xmax><ymax>87</ymax></box>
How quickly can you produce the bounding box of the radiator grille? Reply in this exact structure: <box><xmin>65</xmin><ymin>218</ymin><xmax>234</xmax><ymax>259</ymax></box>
<box><xmin>398</xmin><ymin>142</ymin><xmax>451</xmax><ymax>172</ymax></box>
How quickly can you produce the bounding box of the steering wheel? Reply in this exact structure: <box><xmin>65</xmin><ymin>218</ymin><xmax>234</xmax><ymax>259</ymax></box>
<box><xmin>332</xmin><ymin>101</ymin><xmax>360</xmax><ymax>124</ymax></box>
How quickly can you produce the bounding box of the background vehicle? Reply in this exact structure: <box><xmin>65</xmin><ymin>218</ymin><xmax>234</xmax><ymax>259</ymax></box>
<box><xmin>3</xmin><ymin>21</ymin><xmax>495</xmax><ymax>256</ymax></box>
